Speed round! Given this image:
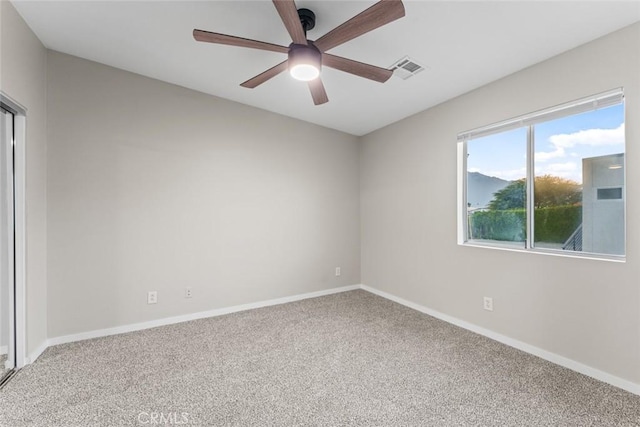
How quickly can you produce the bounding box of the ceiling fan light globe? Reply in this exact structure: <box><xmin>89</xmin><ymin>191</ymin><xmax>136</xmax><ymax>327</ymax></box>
<box><xmin>288</xmin><ymin>43</ymin><xmax>322</xmax><ymax>82</ymax></box>
<box><xmin>290</xmin><ymin>64</ymin><xmax>320</xmax><ymax>81</ymax></box>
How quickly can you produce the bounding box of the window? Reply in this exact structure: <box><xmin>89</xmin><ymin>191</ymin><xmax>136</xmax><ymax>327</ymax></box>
<box><xmin>458</xmin><ymin>89</ymin><xmax>625</xmax><ymax>258</ymax></box>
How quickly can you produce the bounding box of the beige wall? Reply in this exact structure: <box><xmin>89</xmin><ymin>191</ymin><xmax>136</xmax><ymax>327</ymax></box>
<box><xmin>361</xmin><ymin>23</ymin><xmax>640</xmax><ymax>384</ymax></box>
<box><xmin>0</xmin><ymin>1</ymin><xmax>48</xmax><ymax>358</ymax></box>
<box><xmin>46</xmin><ymin>51</ymin><xmax>360</xmax><ymax>338</ymax></box>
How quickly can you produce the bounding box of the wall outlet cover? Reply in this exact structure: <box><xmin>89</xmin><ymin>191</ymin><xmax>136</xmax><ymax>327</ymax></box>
<box><xmin>147</xmin><ymin>291</ymin><xmax>158</xmax><ymax>304</ymax></box>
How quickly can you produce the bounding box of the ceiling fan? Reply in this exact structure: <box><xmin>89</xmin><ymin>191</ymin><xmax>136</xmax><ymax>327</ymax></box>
<box><xmin>193</xmin><ymin>0</ymin><xmax>405</xmax><ymax>105</ymax></box>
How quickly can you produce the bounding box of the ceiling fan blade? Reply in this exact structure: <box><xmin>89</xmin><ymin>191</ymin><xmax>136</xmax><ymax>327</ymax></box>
<box><xmin>272</xmin><ymin>0</ymin><xmax>308</xmax><ymax>45</ymax></box>
<box><xmin>314</xmin><ymin>0</ymin><xmax>405</xmax><ymax>52</ymax></box>
<box><xmin>323</xmin><ymin>54</ymin><xmax>393</xmax><ymax>83</ymax></box>
<box><xmin>240</xmin><ymin>61</ymin><xmax>289</xmax><ymax>88</ymax></box>
<box><xmin>308</xmin><ymin>78</ymin><xmax>329</xmax><ymax>105</ymax></box>
<box><xmin>193</xmin><ymin>29</ymin><xmax>289</xmax><ymax>54</ymax></box>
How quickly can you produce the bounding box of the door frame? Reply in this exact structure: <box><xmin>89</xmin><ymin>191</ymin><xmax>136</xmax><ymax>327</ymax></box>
<box><xmin>0</xmin><ymin>93</ymin><xmax>26</xmax><ymax>369</ymax></box>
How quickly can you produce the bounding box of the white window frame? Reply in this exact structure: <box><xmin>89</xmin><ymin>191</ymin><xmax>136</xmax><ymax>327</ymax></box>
<box><xmin>457</xmin><ymin>88</ymin><xmax>625</xmax><ymax>262</ymax></box>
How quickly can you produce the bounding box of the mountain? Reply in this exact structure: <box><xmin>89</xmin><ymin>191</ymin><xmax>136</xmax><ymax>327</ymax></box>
<box><xmin>467</xmin><ymin>172</ymin><xmax>511</xmax><ymax>209</ymax></box>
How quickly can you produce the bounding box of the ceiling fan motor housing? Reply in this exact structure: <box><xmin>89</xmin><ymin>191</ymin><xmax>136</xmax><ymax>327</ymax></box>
<box><xmin>288</xmin><ymin>43</ymin><xmax>322</xmax><ymax>78</ymax></box>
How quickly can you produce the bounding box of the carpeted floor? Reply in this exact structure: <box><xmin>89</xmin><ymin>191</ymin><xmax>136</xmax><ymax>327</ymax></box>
<box><xmin>1</xmin><ymin>290</ymin><xmax>639</xmax><ymax>426</ymax></box>
<box><xmin>0</xmin><ymin>353</ymin><xmax>8</xmax><ymax>381</ymax></box>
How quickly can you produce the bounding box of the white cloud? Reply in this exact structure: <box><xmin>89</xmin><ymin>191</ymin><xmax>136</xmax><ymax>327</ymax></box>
<box><xmin>546</xmin><ymin>162</ymin><xmax>578</xmax><ymax>172</ymax></box>
<box><xmin>535</xmin><ymin>123</ymin><xmax>624</xmax><ymax>163</ymax></box>
<box><xmin>535</xmin><ymin>161</ymin><xmax>580</xmax><ymax>181</ymax></box>
<box><xmin>484</xmin><ymin>168</ymin><xmax>526</xmax><ymax>181</ymax></box>
<box><xmin>535</xmin><ymin>147</ymin><xmax>565</xmax><ymax>162</ymax></box>
<box><xmin>550</xmin><ymin>123</ymin><xmax>624</xmax><ymax>148</ymax></box>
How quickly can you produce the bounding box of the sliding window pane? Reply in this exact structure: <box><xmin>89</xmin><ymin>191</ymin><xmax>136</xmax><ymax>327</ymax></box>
<box><xmin>533</xmin><ymin>104</ymin><xmax>625</xmax><ymax>255</ymax></box>
<box><xmin>466</xmin><ymin>127</ymin><xmax>527</xmax><ymax>247</ymax></box>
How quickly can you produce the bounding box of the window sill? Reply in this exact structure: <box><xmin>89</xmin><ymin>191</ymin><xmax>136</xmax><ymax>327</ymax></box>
<box><xmin>461</xmin><ymin>240</ymin><xmax>626</xmax><ymax>263</ymax></box>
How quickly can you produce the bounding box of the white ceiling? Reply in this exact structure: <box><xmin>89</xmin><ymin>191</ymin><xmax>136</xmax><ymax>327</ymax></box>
<box><xmin>12</xmin><ymin>1</ymin><xmax>640</xmax><ymax>136</ymax></box>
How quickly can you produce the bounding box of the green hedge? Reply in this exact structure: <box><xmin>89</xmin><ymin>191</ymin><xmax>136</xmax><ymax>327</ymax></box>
<box><xmin>469</xmin><ymin>209</ymin><xmax>525</xmax><ymax>242</ymax></box>
<box><xmin>469</xmin><ymin>205</ymin><xmax>581</xmax><ymax>243</ymax></box>
<box><xmin>534</xmin><ymin>205</ymin><xmax>582</xmax><ymax>243</ymax></box>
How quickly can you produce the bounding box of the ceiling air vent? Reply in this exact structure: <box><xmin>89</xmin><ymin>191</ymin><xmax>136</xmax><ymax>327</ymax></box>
<box><xmin>389</xmin><ymin>56</ymin><xmax>426</xmax><ymax>80</ymax></box>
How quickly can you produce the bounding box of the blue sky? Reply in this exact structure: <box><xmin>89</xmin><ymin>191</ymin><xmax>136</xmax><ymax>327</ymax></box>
<box><xmin>467</xmin><ymin>104</ymin><xmax>625</xmax><ymax>184</ymax></box>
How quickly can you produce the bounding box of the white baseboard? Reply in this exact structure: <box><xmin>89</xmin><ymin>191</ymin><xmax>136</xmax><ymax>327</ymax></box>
<box><xmin>25</xmin><ymin>339</ymin><xmax>49</xmax><ymax>365</ymax></box>
<box><xmin>360</xmin><ymin>284</ymin><xmax>640</xmax><ymax>396</ymax></box>
<box><xmin>48</xmin><ymin>284</ymin><xmax>361</xmax><ymax>347</ymax></box>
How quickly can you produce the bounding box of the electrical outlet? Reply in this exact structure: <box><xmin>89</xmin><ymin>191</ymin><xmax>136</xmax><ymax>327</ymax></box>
<box><xmin>147</xmin><ymin>291</ymin><xmax>158</xmax><ymax>304</ymax></box>
<box><xmin>185</xmin><ymin>287</ymin><xmax>193</xmax><ymax>298</ymax></box>
<box><xmin>335</xmin><ymin>267</ymin><xmax>341</xmax><ymax>276</ymax></box>
<box><xmin>483</xmin><ymin>296</ymin><xmax>493</xmax><ymax>311</ymax></box>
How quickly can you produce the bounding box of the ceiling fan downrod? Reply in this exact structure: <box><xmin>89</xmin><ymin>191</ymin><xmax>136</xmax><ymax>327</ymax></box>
<box><xmin>297</xmin><ymin>8</ymin><xmax>315</xmax><ymax>36</ymax></box>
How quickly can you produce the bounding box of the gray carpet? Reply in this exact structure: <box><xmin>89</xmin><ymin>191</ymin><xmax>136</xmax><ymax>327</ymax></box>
<box><xmin>1</xmin><ymin>290</ymin><xmax>639</xmax><ymax>426</ymax></box>
<box><xmin>0</xmin><ymin>353</ymin><xmax>8</xmax><ymax>381</ymax></box>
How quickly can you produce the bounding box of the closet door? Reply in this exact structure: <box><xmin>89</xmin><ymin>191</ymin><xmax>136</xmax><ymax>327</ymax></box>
<box><xmin>0</xmin><ymin>107</ymin><xmax>15</xmax><ymax>381</ymax></box>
